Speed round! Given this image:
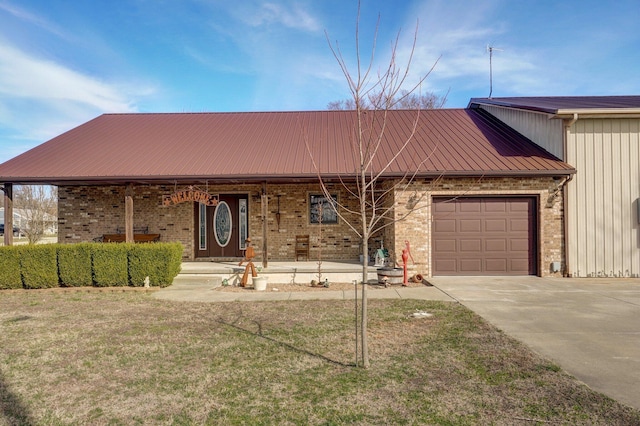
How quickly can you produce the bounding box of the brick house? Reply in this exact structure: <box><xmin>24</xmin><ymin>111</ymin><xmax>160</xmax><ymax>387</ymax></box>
<box><xmin>1</xmin><ymin>106</ymin><xmax>576</xmax><ymax>277</ymax></box>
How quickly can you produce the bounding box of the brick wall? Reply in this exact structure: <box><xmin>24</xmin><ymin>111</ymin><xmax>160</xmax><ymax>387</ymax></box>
<box><xmin>58</xmin><ymin>185</ymin><xmax>194</xmax><ymax>257</ymax></box>
<box><xmin>58</xmin><ymin>177</ymin><xmax>564</xmax><ymax>274</ymax></box>
<box><xmin>58</xmin><ymin>182</ymin><xmax>363</xmax><ymax>261</ymax></box>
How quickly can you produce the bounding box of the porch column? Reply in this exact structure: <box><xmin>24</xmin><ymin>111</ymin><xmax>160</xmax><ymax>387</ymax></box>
<box><xmin>3</xmin><ymin>183</ymin><xmax>13</xmax><ymax>246</ymax></box>
<box><xmin>262</xmin><ymin>182</ymin><xmax>268</xmax><ymax>268</ymax></box>
<box><xmin>125</xmin><ymin>184</ymin><xmax>134</xmax><ymax>243</ymax></box>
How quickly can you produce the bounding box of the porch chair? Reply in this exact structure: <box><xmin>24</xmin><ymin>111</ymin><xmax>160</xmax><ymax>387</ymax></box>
<box><xmin>295</xmin><ymin>235</ymin><xmax>310</xmax><ymax>261</ymax></box>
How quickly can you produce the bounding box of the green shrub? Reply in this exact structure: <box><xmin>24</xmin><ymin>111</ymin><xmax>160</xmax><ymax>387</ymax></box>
<box><xmin>128</xmin><ymin>242</ymin><xmax>183</xmax><ymax>287</ymax></box>
<box><xmin>19</xmin><ymin>245</ymin><xmax>58</xmax><ymax>289</ymax></box>
<box><xmin>57</xmin><ymin>243</ymin><xmax>93</xmax><ymax>287</ymax></box>
<box><xmin>0</xmin><ymin>242</ymin><xmax>184</xmax><ymax>291</ymax></box>
<box><xmin>0</xmin><ymin>246</ymin><xmax>22</xmax><ymax>289</ymax></box>
<box><xmin>92</xmin><ymin>243</ymin><xmax>129</xmax><ymax>287</ymax></box>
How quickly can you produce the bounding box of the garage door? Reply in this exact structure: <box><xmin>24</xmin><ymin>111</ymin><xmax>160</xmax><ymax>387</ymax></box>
<box><xmin>432</xmin><ymin>197</ymin><xmax>537</xmax><ymax>275</ymax></box>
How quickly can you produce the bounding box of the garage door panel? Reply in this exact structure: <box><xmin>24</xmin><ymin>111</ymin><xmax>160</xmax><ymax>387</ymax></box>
<box><xmin>485</xmin><ymin>219</ymin><xmax>507</xmax><ymax>232</ymax></box>
<box><xmin>484</xmin><ymin>200</ymin><xmax>507</xmax><ymax>212</ymax></box>
<box><xmin>510</xmin><ymin>238</ymin><xmax>530</xmax><ymax>252</ymax></box>
<box><xmin>460</xmin><ymin>259</ymin><xmax>482</xmax><ymax>272</ymax></box>
<box><xmin>509</xmin><ymin>200</ymin><xmax>531</xmax><ymax>212</ymax></box>
<box><xmin>434</xmin><ymin>219</ymin><xmax>456</xmax><ymax>232</ymax></box>
<box><xmin>460</xmin><ymin>219</ymin><xmax>481</xmax><ymax>232</ymax></box>
<box><xmin>485</xmin><ymin>259</ymin><xmax>508</xmax><ymax>272</ymax></box>
<box><xmin>510</xmin><ymin>259</ymin><xmax>530</xmax><ymax>272</ymax></box>
<box><xmin>484</xmin><ymin>239</ymin><xmax>507</xmax><ymax>252</ymax></box>
<box><xmin>434</xmin><ymin>239</ymin><xmax>456</xmax><ymax>252</ymax></box>
<box><xmin>510</xmin><ymin>218</ymin><xmax>530</xmax><ymax>232</ymax></box>
<box><xmin>432</xmin><ymin>197</ymin><xmax>536</xmax><ymax>276</ymax></box>
<box><xmin>434</xmin><ymin>259</ymin><xmax>457</xmax><ymax>273</ymax></box>
<box><xmin>459</xmin><ymin>201</ymin><xmax>481</xmax><ymax>212</ymax></box>
<box><xmin>433</xmin><ymin>201</ymin><xmax>456</xmax><ymax>213</ymax></box>
<box><xmin>460</xmin><ymin>239</ymin><xmax>481</xmax><ymax>251</ymax></box>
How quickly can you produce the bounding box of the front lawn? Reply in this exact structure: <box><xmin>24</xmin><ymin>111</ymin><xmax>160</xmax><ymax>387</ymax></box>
<box><xmin>0</xmin><ymin>290</ymin><xmax>638</xmax><ymax>425</ymax></box>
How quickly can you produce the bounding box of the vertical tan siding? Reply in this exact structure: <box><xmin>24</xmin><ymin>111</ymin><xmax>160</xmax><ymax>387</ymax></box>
<box><xmin>567</xmin><ymin>118</ymin><xmax>640</xmax><ymax>277</ymax></box>
<box><xmin>480</xmin><ymin>105</ymin><xmax>564</xmax><ymax>159</ymax></box>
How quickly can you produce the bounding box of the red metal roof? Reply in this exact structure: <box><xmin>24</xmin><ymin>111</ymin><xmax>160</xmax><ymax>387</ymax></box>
<box><xmin>0</xmin><ymin>109</ymin><xmax>574</xmax><ymax>185</ymax></box>
<box><xmin>469</xmin><ymin>96</ymin><xmax>640</xmax><ymax>114</ymax></box>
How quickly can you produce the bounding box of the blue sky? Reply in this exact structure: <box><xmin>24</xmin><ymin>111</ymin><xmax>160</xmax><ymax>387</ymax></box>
<box><xmin>1</xmin><ymin>0</ymin><xmax>639</xmax><ymax>163</ymax></box>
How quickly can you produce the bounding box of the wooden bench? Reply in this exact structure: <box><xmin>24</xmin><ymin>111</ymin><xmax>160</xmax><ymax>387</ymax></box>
<box><xmin>101</xmin><ymin>233</ymin><xmax>161</xmax><ymax>243</ymax></box>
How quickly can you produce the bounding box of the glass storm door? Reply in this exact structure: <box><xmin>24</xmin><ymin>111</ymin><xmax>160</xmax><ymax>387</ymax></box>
<box><xmin>195</xmin><ymin>194</ymin><xmax>247</xmax><ymax>258</ymax></box>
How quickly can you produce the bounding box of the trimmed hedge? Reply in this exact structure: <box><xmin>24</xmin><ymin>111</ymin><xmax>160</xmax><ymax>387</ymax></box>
<box><xmin>92</xmin><ymin>243</ymin><xmax>131</xmax><ymax>287</ymax></box>
<box><xmin>57</xmin><ymin>243</ymin><xmax>93</xmax><ymax>287</ymax></box>
<box><xmin>128</xmin><ymin>242</ymin><xmax>183</xmax><ymax>287</ymax></box>
<box><xmin>0</xmin><ymin>242</ymin><xmax>184</xmax><ymax>290</ymax></box>
<box><xmin>0</xmin><ymin>246</ymin><xmax>22</xmax><ymax>289</ymax></box>
<box><xmin>20</xmin><ymin>245</ymin><xmax>59</xmax><ymax>289</ymax></box>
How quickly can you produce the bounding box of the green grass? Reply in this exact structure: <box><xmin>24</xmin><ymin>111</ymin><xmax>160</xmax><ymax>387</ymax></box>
<box><xmin>0</xmin><ymin>291</ymin><xmax>638</xmax><ymax>425</ymax></box>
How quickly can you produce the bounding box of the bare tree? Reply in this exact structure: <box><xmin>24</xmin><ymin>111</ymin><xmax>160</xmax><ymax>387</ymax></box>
<box><xmin>327</xmin><ymin>89</ymin><xmax>448</xmax><ymax>110</ymax></box>
<box><xmin>13</xmin><ymin>185</ymin><xmax>57</xmax><ymax>244</ymax></box>
<box><xmin>308</xmin><ymin>4</ymin><xmax>441</xmax><ymax>368</ymax></box>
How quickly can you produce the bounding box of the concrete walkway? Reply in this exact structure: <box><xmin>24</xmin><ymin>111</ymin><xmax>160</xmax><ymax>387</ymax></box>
<box><xmin>154</xmin><ymin>274</ymin><xmax>640</xmax><ymax>411</ymax></box>
<box><xmin>154</xmin><ymin>274</ymin><xmax>454</xmax><ymax>303</ymax></box>
<box><xmin>429</xmin><ymin>276</ymin><xmax>640</xmax><ymax>411</ymax></box>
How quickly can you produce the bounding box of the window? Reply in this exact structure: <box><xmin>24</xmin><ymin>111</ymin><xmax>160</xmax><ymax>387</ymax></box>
<box><xmin>239</xmin><ymin>198</ymin><xmax>248</xmax><ymax>249</ymax></box>
<box><xmin>214</xmin><ymin>201</ymin><xmax>232</xmax><ymax>247</ymax></box>
<box><xmin>309</xmin><ymin>194</ymin><xmax>338</xmax><ymax>224</ymax></box>
<box><xmin>199</xmin><ymin>203</ymin><xmax>206</xmax><ymax>250</ymax></box>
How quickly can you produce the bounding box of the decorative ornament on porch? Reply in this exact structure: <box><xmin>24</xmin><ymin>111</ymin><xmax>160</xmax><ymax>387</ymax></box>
<box><xmin>162</xmin><ymin>185</ymin><xmax>219</xmax><ymax>207</ymax></box>
<box><xmin>238</xmin><ymin>238</ymin><xmax>258</xmax><ymax>288</ymax></box>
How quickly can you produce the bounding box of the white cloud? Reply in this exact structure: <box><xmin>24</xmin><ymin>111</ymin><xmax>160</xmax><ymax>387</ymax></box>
<box><xmin>0</xmin><ymin>42</ymin><xmax>136</xmax><ymax>112</ymax></box>
<box><xmin>0</xmin><ymin>40</ymin><xmax>151</xmax><ymax>162</ymax></box>
<box><xmin>231</xmin><ymin>1</ymin><xmax>320</xmax><ymax>32</ymax></box>
<box><xmin>0</xmin><ymin>1</ymin><xmax>69</xmax><ymax>40</ymax></box>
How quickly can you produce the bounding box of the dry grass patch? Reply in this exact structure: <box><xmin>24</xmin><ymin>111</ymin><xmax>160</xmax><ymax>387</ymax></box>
<box><xmin>0</xmin><ymin>290</ymin><xmax>638</xmax><ymax>425</ymax></box>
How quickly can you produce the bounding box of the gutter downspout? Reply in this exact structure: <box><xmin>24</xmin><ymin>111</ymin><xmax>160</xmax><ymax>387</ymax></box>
<box><xmin>563</xmin><ymin>113</ymin><xmax>578</xmax><ymax>276</ymax></box>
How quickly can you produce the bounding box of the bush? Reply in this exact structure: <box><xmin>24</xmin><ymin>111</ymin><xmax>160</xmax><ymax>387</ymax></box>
<box><xmin>92</xmin><ymin>243</ymin><xmax>129</xmax><ymax>287</ymax></box>
<box><xmin>0</xmin><ymin>246</ymin><xmax>22</xmax><ymax>289</ymax></box>
<box><xmin>19</xmin><ymin>245</ymin><xmax>58</xmax><ymax>289</ymax></box>
<box><xmin>0</xmin><ymin>242</ymin><xmax>185</xmax><ymax>290</ymax></box>
<box><xmin>128</xmin><ymin>243</ymin><xmax>183</xmax><ymax>287</ymax></box>
<box><xmin>57</xmin><ymin>243</ymin><xmax>93</xmax><ymax>287</ymax></box>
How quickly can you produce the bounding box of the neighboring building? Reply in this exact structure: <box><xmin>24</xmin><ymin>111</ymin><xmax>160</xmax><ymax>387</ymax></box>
<box><xmin>0</xmin><ymin>208</ymin><xmax>57</xmax><ymax>235</ymax></box>
<box><xmin>1</xmin><ymin>107</ymin><xmax>576</xmax><ymax>277</ymax></box>
<box><xmin>469</xmin><ymin>96</ymin><xmax>640</xmax><ymax>277</ymax></box>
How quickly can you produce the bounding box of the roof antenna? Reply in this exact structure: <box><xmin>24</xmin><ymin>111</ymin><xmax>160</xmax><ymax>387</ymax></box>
<box><xmin>487</xmin><ymin>45</ymin><xmax>503</xmax><ymax>98</ymax></box>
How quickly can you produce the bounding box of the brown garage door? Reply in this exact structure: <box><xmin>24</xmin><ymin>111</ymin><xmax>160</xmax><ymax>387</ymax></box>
<box><xmin>432</xmin><ymin>197</ymin><xmax>537</xmax><ymax>275</ymax></box>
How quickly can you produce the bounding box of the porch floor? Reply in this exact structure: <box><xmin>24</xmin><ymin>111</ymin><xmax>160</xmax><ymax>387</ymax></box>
<box><xmin>180</xmin><ymin>260</ymin><xmax>383</xmax><ymax>285</ymax></box>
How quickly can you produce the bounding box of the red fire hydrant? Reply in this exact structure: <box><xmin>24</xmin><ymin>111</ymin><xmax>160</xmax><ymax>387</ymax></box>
<box><xmin>401</xmin><ymin>240</ymin><xmax>414</xmax><ymax>286</ymax></box>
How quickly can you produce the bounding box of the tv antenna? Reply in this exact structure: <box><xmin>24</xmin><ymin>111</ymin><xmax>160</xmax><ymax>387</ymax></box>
<box><xmin>487</xmin><ymin>45</ymin><xmax>503</xmax><ymax>98</ymax></box>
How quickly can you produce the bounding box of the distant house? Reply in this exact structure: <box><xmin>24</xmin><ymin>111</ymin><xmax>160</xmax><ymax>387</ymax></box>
<box><xmin>0</xmin><ymin>106</ymin><xmax>583</xmax><ymax>277</ymax></box>
<box><xmin>469</xmin><ymin>96</ymin><xmax>640</xmax><ymax>277</ymax></box>
<box><xmin>0</xmin><ymin>208</ymin><xmax>57</xmax><ymax>236</ymax></box>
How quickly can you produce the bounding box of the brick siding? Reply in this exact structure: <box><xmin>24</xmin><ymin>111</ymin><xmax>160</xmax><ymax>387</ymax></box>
<box><xmin>58</xmin><ymin>176</ymin><xmax>564</xmax><ymax>276</ymax></box>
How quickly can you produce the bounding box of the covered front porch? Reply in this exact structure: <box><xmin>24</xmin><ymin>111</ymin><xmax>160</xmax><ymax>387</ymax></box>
<box><xmin>179</xmin><ymin>260</ymin><xmax>382</xmax><ymax>286</ymax></box>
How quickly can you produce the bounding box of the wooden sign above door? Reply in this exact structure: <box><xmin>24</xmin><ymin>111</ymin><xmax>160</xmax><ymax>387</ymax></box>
<box><xmin>162</xmin><ymin>189</ymin><xmax>219</xmax><ymax>206</ymax></box>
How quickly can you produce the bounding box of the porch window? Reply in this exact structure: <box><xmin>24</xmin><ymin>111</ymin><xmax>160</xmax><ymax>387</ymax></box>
<box><xmin>199</xmin><ymin>202</ymin><xmax>206</xmax><ymax>250</ymax></box>
<box><xmin>309</xmin><ymin>194</ymin><xmax>338</xmax><ymax>224</ymax></box>
<box><xmin>239</xmin><ymin>198</ymin><xmax>248</xmax><ymax>249</ymax></box>
<box><xmin>214</xmin><ymin>201</ymin><xmax>232</xmax><ymax>247</ymax></box>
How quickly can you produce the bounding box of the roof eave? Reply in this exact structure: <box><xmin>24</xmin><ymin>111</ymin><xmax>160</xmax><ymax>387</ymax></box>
<box><xmin>1</xmin><ymin>168</ymin><xmax>576</xmax><ymax>186</ymax></box>
<box><xmin>553</xmin><ymin>109</ymin><xmax>640</xmax><ymax>119</ymax></box>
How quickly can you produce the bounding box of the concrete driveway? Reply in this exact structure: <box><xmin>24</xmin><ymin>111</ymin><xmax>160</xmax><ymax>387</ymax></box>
<box><xmin>428</xmin><ymin>276</ymin><xmax>640</xmax><ymax>411</ymax></box>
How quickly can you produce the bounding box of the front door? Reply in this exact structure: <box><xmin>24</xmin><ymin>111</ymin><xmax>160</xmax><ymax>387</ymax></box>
<box><xmin>195</xmin><ymin>194</ymin><xmax>248</xmax><ymax>258</ymax></box>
